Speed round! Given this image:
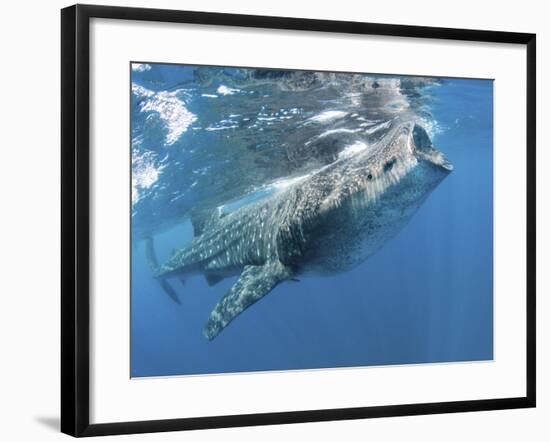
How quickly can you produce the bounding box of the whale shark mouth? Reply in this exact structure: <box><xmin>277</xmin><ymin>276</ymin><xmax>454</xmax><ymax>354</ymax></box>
<box><xmin>435</xmin><ymin>155</ymin><xmax>454</xmax><ymax>171</ymax></box>
<box><xmin>416</xmin><ymin>147</ymin><xmax>454</xmax><ymax>172</ymax></box>
<box><xmin>409</xmin><ymin>123</ymin><xmax>453</xmax><ymax>172</ymax></box>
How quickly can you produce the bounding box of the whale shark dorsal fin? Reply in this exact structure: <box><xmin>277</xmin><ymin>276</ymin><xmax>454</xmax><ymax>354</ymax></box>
<box><xmin>190</xmin><ymin>208</ymin><xmax>224</xmax><ymax>237</ymax></box>
<box><xmin>190</xmin><ymin>213</ymin><xmax>208</xmax><ymax>236</ymax></box>
<box><xmin>203</xmin><ymin>260</ymin><xmax>293</xmax><ymax>340</ymax></box>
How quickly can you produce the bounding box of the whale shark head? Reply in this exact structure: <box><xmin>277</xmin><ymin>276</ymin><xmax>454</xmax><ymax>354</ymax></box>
<box><xmin>339</xmin><ymin>121</ymin><xmax>453</xmax><ymax>206</ymax></box>
<box><xmin>310</xmin><ymin>120</ymin><xmax>452</xmax><ymax>273</ymax></box>
<box><xmin>320</xmin><ymin>121</ymin><xmax>452</xmax><ymax>212</ymax></box>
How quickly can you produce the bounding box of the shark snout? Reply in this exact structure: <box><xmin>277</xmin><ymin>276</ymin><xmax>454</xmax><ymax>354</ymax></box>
<box><xmin>439</xmin><ymin>157</ymin><xmax>454</xmax><ymax>172</ymax></box>
<box><xmin>429</xmin><ymin>149</ymin><xmax>453</xmax><ymax>172</ymax></box>
<box><xmin>409</xmin><ymin>123</ymin><xmax>453</xmax><ymax>172</ymax></box>
<box><xmin>414</xmin><ymin>147</ymin><xmax>453</xmax><ymax>173</ymax></box>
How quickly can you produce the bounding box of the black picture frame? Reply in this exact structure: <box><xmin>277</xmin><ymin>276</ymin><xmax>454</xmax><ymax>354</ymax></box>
<box><xmin>61</xmin><ymin>3</ymin><xmax>536</xmax><ymax>437</ymax></box>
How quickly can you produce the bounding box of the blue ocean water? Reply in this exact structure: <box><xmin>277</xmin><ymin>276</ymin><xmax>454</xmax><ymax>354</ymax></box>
<box><xmin>130</xmin><ymin>64</ymin><xmax>493</xmax><ymax>377</ymax></box>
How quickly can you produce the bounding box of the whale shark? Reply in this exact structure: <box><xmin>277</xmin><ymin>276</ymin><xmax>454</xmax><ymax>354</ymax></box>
<box><xmin>147</xmin><ymin>121</ymin><xmax>453</xmax><ymax>340</ymax></box>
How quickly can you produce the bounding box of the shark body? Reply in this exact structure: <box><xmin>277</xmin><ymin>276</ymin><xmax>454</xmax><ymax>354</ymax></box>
<box><xmin>148</xmin><ymin>121</ymin><xmax>453</xmax><ymax>340</ymax></box>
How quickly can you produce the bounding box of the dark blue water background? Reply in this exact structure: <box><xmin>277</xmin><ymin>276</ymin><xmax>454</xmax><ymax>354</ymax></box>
<box><xmin>131</xmin><ymin>65</ymin><xmax>493</xmax><ymax>377</ymax></box>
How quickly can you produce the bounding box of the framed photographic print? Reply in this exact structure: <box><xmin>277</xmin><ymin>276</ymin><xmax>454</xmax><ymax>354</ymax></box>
<box><xmin>61</xmin><ymin>4</ymin><xmax>536</xmax><ymax>437</ymax></box>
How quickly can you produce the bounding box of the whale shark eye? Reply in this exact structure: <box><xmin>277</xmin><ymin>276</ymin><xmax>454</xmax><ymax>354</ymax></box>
<box><xmin>367</xmin><ymin>173</ymin><xmax>373</xmax><ymax>180</ymax></box>
<box><xmin>384</xmin><ymin>158</ymin><xmax>396</xmax><ymax>172</ymax></box>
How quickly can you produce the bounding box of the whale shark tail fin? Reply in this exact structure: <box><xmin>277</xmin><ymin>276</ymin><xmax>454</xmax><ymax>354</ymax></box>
<box><xmin>145</xmin><ymin>236</ymin><xmax>159</xmax><ymax>270</ymax></box>
<box><xmin>159</xmin><ymin>279</ymin><xmax>181</xmax><ymax>305</ymax></box>
<box><xmin>203</xmin><ymin>260</ymin><xmax>293</xmax><ymax>340</ymax></box>
<box><xmin>145</xmin><ymin>236</ymin><xmax>181</xmax><ymax>305</ymax></box>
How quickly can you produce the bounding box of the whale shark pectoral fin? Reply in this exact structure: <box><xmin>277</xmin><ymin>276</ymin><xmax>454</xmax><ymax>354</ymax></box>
<box><xmin>203</xmin><ymin>260</ymin><xmax>293</xmax><ymax>340</ymax></box>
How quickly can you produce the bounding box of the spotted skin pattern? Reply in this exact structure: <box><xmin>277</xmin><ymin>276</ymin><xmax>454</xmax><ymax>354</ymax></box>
<box><xmin>150</xmin><ymin>121</ymin><xmax>453</xmax><ymax>339</ymax></box>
